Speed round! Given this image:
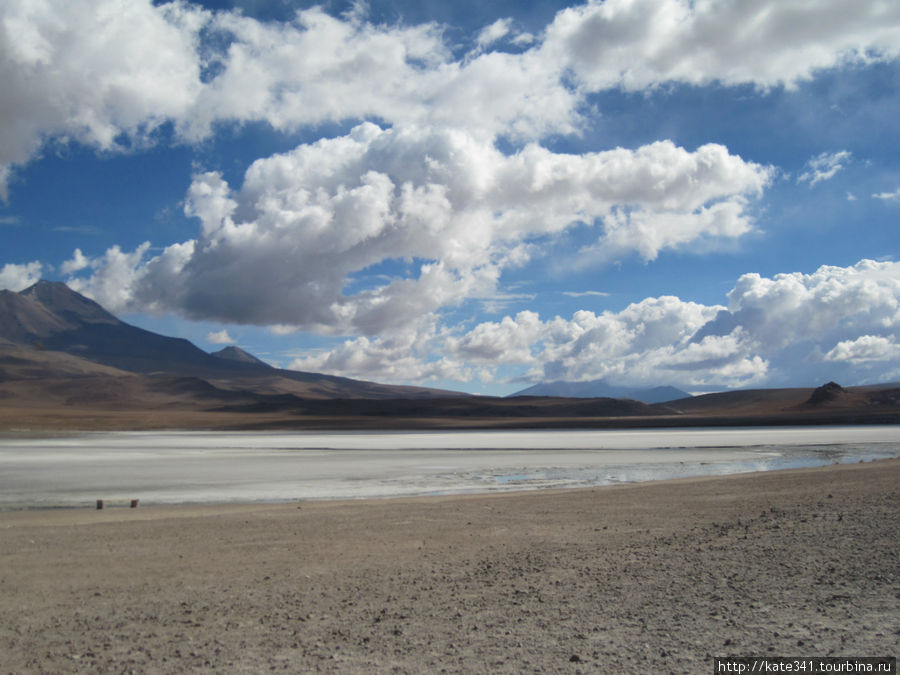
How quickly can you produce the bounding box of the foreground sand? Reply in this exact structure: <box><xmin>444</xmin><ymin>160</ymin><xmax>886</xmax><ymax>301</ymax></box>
<box><xmin>1</xmin><ymin>460</ymin><xmax>898</xmax><ymax>673</ymax></box>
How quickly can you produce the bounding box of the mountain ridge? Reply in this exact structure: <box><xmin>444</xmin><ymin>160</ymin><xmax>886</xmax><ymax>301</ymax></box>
<box><xmin>510</xmin><ymin>379</ymin><xmax>690</xmax><ymax>403</ymax></box>
<box><xmin>2</xmin><ymin>281</ymin><xmax>900</xmax><ymax>431</ymax></box>
<box><xmin>0</xmin><ymin>281</ymin><xmax>464</xmax><ymax>400</ymax></box>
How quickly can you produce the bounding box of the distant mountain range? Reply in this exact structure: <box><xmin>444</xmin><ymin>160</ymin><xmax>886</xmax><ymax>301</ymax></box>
<box><xmin>2</xmin><ymin>281</ymin><xmax>899</xmax><ymax>431</ymax></box>
<box><xmin>510</xmin><ymin>380</ymin><xmax>690</xmax><ymax>403</ymax></box>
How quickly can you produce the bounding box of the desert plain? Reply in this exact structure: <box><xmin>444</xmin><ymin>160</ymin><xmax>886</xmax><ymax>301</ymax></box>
<box><xmin>1</xmin><ymin>457</ymin><xmax>898</xmax><ymax>673</ymax></box>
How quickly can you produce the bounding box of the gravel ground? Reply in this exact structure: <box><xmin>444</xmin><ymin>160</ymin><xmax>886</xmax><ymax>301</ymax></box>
<box><xmin>1</xmin><ymin>458</ymin><xmax>898</xmax><ymax>673</ymax></box>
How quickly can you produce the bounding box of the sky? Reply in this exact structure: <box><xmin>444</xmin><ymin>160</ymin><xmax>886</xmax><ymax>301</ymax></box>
<box><xmin>1</xmin><ymin>0</ymin><xmax>899</xmax><ymax>396</ymax></box>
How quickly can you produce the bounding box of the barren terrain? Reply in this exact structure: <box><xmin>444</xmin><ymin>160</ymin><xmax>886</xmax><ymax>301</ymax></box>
<box><xmin>2</xmin><ymin>459</ymin><xmax>897</xmax><ymax>673</ymax></box>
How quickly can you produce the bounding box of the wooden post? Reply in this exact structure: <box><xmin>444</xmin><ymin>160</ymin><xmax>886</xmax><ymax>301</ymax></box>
<box><xmin>96</xmin><ymin>499</ymin><xmax>104</xmax><ymax>510</ymax></box>
<box><xmin>130</xmin><ymin>499</ymin><xmax>140</xmax><ymax>508</ymax></box>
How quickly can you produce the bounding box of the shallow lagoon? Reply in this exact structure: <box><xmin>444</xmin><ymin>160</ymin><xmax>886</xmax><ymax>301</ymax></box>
<box><xmin>1</xmin><ymin>426</ymin><xmax>899</xmax><ymax>508</ymax></box>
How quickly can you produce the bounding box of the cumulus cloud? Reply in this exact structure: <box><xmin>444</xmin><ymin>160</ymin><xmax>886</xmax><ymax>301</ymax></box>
<box><xmin>825</xmin><ymin>335</ymin><xmax>900</xmax><ymax>363</ymax></box>
<box><xmin>0</xmin><ymin>0</ymin><xmax>205</xmax><ymax>199</ymax></box>
<box><xmin>206</xmin><ymin>329</ymin><xmax>235</xmax><ymax>345</ymax></box>
<box><xmin>678</xmin><ymin>259</ymin><xmax>900</xmax><ymax>385</ymax></box>
<box><xmin>61</xmin><ymin>124</ymin><xmax>769</xmax><ymax>332</ymax></box>
<box><xmin>289</xmin><ymin>319</ymin><xmax>469</xmax><ymax>384</ymax></box>
<box><xmin>64</xmin><ymin>243</ymin><xmax>151</xmax><ymax>313</ymax></box>
<box><xmin>873</xmin><ymin>188</ymin><xmax>900</xmax><ymax>201</ymax></box>
<box><xmin>0</xmin><ymin>261</ymin><xmax>42</xmax><ymax>291</ymax></box>
<box><xmin>287</xmin><ymin>260</ymin><xmax>900</xmax><ymax>389</ymax></box>
<box><xmin>798</xmin><ymin>151</ymin><xmax>852</xmax><ymax>186</ymax></box>
<box><xmin>293</xmin><ymin>296</ymin><xmax>767</xmax><ymax>389</ymax></box>
<box><xmin>541</xmin><ymin>0</ymin><xmax>900</xmax><ymax>91</ymax></box>
<box><xmin>3</xmin><ymin>0</ymin><xmax>899</xmax><ymax>198</ymax></box>
<box><xmin>724</xmin><ymin>260</ymin><xmax>900</xmax><ymax>351</ymax></box>
<box><xmin>475</xmin><ymin>18</ymin><xmax>512</xmax><ymax>49</ymax></box>
<box><xmin>60</xmin><ymin>248</ymin><xmax>90</xmax><ymax>275</ymax></box>
<box><xmin>188</xmin><ymin>0</ymin><xmax>900</xmax><ymax>138</ymax></box>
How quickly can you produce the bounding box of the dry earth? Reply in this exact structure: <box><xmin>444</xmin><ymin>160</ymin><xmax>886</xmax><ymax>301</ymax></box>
<box><xmin>1</xmin><ymin>459</ymin><xmax>898</xmax><ymax>673</ymax></box>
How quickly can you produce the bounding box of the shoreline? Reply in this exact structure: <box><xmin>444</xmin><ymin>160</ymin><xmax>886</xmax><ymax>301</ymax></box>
<box><xmin>2</xmin><ymin>459</ymin><xmax>898</xmax><ymax>672</ymax></box>
<box><xmin>1</xmin><ymin>454</ymin><xmax>898</xmax><ymax>517</ymax></box>
<box><xmin>1</xmin><ymin>454</ymin><xmax>897</xmax><ymax>515</ymax></box>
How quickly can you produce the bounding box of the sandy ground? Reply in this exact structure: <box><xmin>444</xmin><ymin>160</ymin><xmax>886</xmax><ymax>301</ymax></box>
<box><xmin>1</xmin><ymin>460</ymin><xmax>898</xmax><ymax>674</ymax></box>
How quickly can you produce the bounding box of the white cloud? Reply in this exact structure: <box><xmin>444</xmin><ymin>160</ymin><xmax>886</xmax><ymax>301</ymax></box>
<box><xmin>0</xmin><ymin>261</ymin><xmax>42</xmax><ymax>291</ymax></box>
<box><xmin>563</xmin><ymin>290</ymin><xmax>610</xmax><ymax>298</ymax></box>
<box><xmin>290</xmin><ymin>295</ymin><xmax>767</xmax><ymax>389</ymax></box>
<box><xmin>577</xmin><ymin>196</ymin><xmax>758</xmax><ymax>264</ymax></box>
<box><xmin>289</xmin><ymin>319</ymin><xmax>469</xmax><ymax>384</ymax></box>
<box><xmin>541</xmin><ymin>0</ymin><xmax>900</xmax><ymax>92</ymax></box>
<box><xmin>798</xmin><ymin>151</ymin><xmax>851</xmax><ymax>186</ymax></box>
<box><xmin>0</xmin><ymin>0</ymin><xmax>205</xmax><ymax>199</ymax></box>
<box><xmin>60</xmin><ymin>248</ymin><xmax>89</xmax><ymax>275</ymax></box>
<box><xmin>825</xmin><ymin>335</ymin><xmax>900</xmax><ymax>363</ymax></box>
<box><xmin>176</xmin><ymin>6</ymin><xmax>576</xmax><ymax>143</ymax></box>
<box><xmin>3</xmin><ymin>0</ymin><xmax>898</xmax><ymax>199</ymax></box>
<box><xmin>475</xmin><ymin>18</ymin><xmax>512</xmax><ymax>49</ymax></box>
<box><xmin>446</xmin><ymin>310</ymin><xmax>545</xmax><ymax>364</ymax></box>
<box><xmin>873</xmin><ymin>188</ymin><xmax>900</xmax><ymax>201</ymax></box>
<box><xmin>62</xmin><ymin>124</ymin><xmax>769</xmax><ymax>333</ymax></box>
<box><xmin>285</xmin><ymin>260</ymin><xmax>900</xmax><ymax>390</ymax></box>
<box><xmin>725</xmin><ymin>260</ymin><xmax>900</xmax><ymax>352</ymax></box>
<box><xmin>64</xmin><ymin>243</ymin><xmax>151</xmax><ymax>313</ymax></box>
<box><xmin>180</xmin><ymin>7</ymin><xmax>456</xmax><ymax>138</ymax></box>
<box><xmin>206</xmin><ymin>329</ymin><xmax>235</xmax><ymax>345</ymax></box>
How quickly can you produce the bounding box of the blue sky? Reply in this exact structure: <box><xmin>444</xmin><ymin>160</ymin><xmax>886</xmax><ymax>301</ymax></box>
<box><xmin>1</xmin><ymin>0</ymin><xmax>899</xmax><ymax>395</ymax></box>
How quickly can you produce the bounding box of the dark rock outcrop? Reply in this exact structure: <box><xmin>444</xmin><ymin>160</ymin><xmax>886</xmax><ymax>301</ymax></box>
<box><xmin>807</xmin><ymin>381</ymin><xmax>846</xmax><ymax>405</ymax></box>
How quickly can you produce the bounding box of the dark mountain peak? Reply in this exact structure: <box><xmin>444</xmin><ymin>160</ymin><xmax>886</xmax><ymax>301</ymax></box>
<box><xmin>212</xmin><ymin>345</ymin><xmax>271</xmax><ymax>368</ymax></box>
<box><xmin>1</xmin><ymin>281</ymin><xmax>465</xmax><ymax>399</ymax></box>
<box><xmin>20</xmin><ymin>280</ymin><xmax>119</xmax><ymax>325</ymax></box>
<box><xmin>807</xmin><ymin>381</ymin><xmax>846</xmax><ymax>405</ymax></box>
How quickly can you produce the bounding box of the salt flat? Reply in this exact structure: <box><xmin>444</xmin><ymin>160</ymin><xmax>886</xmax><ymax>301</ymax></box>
<box><xmin>2</xmin><ymin>426</ymin><xmax>899</xmax><ymax>508</ymax></box>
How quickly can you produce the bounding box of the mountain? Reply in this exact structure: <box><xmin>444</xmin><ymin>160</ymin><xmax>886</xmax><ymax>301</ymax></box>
<box><xmin>0</xmin><ymin>281</ymin><xmax>463</xmax><ymax>400</ymax></box>
<box><xmin>510</xmin><ymin>380</ymin><xmax>690</xmax><ymax>403</ymax></box>
<box><xmin>2</xmin><ymin>281</ymin><xmax>224</xmax><ymax>375</ymax></box>
<box><xmin>212</xmin><ymin>346</ymin><xmax>272</xmax><ymax>368</ymax></box>
<box><xmin>802</xmin><ymin>381</ymin><xmax>868</xmax><ymax>408</ymax></box>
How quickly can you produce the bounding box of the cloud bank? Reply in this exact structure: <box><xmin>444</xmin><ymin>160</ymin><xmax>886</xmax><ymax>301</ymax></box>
<box><xmin>291</xmin><ymin>260</ymin><xmax>900</xmax><ymax>389</ymax></box>
<box><xmin>3</xmin><ymin>0</ymin><xmax>899</xmax><ymax>194</ymax></box>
